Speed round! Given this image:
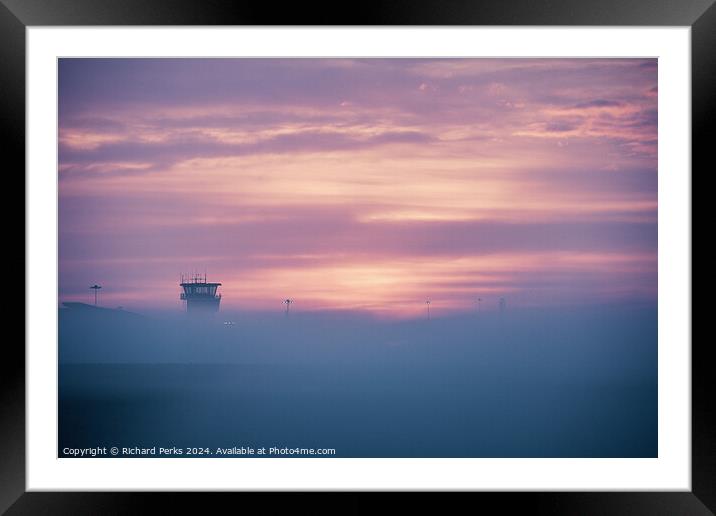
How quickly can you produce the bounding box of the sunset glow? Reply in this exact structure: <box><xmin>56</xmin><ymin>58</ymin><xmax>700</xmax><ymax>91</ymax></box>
<box><xmin>59</xmin><ymin>58</ymin><xmax>657</xmax><ymax>317</ymax></box>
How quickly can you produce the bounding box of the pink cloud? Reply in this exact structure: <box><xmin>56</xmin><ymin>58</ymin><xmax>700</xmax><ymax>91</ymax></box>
<box><xmin>59</xmin><ymin>58</ymin><xmax>657</xmax><ymax>316</ymax></box>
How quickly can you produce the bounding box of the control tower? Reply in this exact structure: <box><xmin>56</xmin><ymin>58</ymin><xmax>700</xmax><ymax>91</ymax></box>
<box><xmin>180</xmin><ymin>273</ymin><xmax>222</xmax><ymax>313</ymax></box>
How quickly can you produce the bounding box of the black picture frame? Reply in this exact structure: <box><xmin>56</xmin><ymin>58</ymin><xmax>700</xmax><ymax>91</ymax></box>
<box><xmin>5</xmin><ymin>1</ymin><xmax>708</xmax><ymax>514</ymax></box>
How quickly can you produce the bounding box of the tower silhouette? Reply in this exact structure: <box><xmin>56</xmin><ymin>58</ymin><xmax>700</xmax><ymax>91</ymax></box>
<box><xmin>180</xmin><ymin>273</ymin><xmax>221</xmax><ymax>313</ymax></box>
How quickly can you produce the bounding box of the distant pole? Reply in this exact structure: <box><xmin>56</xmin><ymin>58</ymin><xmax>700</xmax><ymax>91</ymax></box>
<box><xmin>426</xmin><ymin>299</ymin><xmax>431</xmax><ymax>320</ymax></box>
<box><xmin>90</xmin><ymin>284</ymin><xmax>102</xmax><ymax>306</ymax></box>
<box><xmin>284</xmin><ymin>298</ymin><xmax>293</xmax><ymax>317</ymax></box>
<box><xmin>499</xmin><ymin>297</ymin><xmax>506</xmax><ymax>314</ymax></box>
<box><xmin>476</xmin><ymin>297</ymin><xmax>482</xmax><ymax>314</ymax></box>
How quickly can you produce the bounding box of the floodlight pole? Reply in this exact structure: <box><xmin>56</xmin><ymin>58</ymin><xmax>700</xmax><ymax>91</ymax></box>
<box><xmin>90</xmin><ymin>284</ymin><xmax>102</xmax><ymax>306</ymax></box>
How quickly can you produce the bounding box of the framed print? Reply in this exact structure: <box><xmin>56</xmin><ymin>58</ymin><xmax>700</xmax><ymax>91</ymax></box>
<box><xmin>7</xmin><ymin>0</ymin><xmax>709</xmax><ymax>514</ymax></box>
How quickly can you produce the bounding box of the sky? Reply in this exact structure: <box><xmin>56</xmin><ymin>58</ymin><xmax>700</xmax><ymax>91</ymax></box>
<box><xmin>58</xmin><ymin>58</ymin><xmax>657</xmax><ymax>317</ymax></box>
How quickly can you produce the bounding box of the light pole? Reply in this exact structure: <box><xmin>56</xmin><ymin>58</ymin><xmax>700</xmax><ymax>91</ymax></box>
<box><xmin>90</xmin><ymin>284</ymin><xmax>102</xmax><ymax>306</ymax></box>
